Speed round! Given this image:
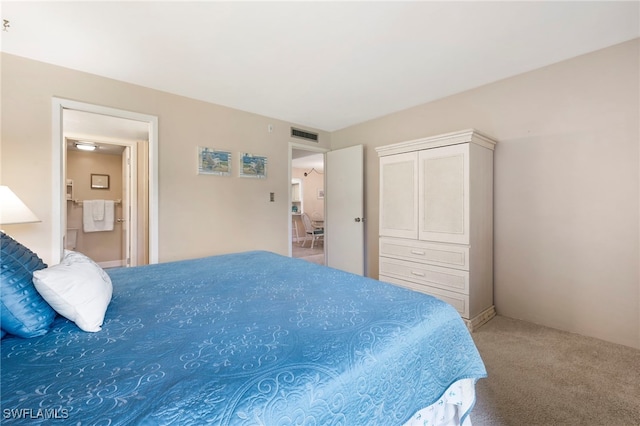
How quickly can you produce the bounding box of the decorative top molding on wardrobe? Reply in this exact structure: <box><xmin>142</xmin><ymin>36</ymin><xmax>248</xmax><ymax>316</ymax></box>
<box><xmin>375</xmin><ymin>129</ymin><xmax>497</xmax><ymax>157</ymax></box>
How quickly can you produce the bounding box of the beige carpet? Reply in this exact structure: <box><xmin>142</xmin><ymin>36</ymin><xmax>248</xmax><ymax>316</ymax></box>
<box><xmin>292</xmin><ymin>243</ymin><xmax>325</xmax><ymax>265</ymax></box>
<box><xmin>470</xmin><ymin>316</ymin><xmax>640</xmax><ymax>426</ymax></box>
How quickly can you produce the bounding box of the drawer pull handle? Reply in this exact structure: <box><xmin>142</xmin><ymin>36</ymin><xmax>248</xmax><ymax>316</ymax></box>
<box><xmin>410</xmin><ymin>250</ymin><xmax>425</xmax><ymax>256</ymax></box>
<box><xmin>411</xmin><ymin>271</ymin><xmax>425</xmax><ymax>277</ymax></box>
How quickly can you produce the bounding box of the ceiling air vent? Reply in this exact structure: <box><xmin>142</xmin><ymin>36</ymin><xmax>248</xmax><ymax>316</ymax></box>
<box><xmin>291</xmin><ymin>127</ymin><xmax>319</xmax><ymax>142</ymax></box>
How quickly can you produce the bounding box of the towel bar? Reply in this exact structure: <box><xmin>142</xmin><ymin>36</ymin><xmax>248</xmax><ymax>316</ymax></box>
<box><xmin>72</xmin><ymin>199</ymin><xmax>121</xmax><ymax>206</ymax></box>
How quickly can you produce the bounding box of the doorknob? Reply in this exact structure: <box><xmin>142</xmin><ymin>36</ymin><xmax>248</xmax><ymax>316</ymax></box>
<box><xmin>116</xmin><ymin>218</ymin><xmax>125</xmax><ymax>223</ymax></box>
<box><xmin>354</xmin><ymin>217</ymin><xmax>365</xmax><ymax>222</ymax></box>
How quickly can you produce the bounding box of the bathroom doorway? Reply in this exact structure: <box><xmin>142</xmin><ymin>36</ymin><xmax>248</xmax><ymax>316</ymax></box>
<box><xmin>65</xmin><ymin>136</ymin><xmax>137</xmax><ymax>268</ymax></box>
<box><xmin>290</xmin><ymin>146</ymin><xmax>326</xmax><ymax>265</ymax></box>
<box><xmin>52</xmin><ymin>98</ymin><xmax>158</xmax><ymax>266</ymax></box>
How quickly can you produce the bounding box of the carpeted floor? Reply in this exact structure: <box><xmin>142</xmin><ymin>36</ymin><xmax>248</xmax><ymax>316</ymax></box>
<box><xmin>470</xmin><ymin>316</ymin><xmax>640</xmax><ymax>426</ymax></box>
<box><xmin>292</xmin><ymin>242</ymin><xmax>325</xmax><ymax>265</ymax></box>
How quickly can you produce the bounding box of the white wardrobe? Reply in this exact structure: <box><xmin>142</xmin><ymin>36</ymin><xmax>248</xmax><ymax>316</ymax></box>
<box><xmin>376</xmin><ymin>129</ymin><xmax>497</xmax><ymax>330</ymax></box>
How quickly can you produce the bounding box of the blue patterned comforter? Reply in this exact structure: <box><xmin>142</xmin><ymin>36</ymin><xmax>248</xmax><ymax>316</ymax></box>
<box><xmin>1</xmin><ymin>251</ymin><xmax>486</xmax><ymax>425</ymax></box>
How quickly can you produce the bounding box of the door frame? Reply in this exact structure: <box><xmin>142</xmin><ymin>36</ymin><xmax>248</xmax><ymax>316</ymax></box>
<box><xmin>52</xmin><ymin>98</ymin><xmax>159</xmax><ymax>264</ymax></box>
<box><xmin>288</xmin><ymin>142</ymin><xmax>328</xmax><ymax>257</ymax></box>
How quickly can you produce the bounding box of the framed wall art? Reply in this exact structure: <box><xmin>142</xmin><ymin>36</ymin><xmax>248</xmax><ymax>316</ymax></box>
<box><xmin>198</xmin><ymin>147</ymin><xmax>231</xmax><ymax>176</ymax></box>
<box><xmin>239</xmin><ymin>153</ymin><xmax>267</xmax><ymax>179</ymax></box>
<box><xmin>91</xmin><ymin>174</ymin><xmax>110</xmax><ymax>189</ymax></box>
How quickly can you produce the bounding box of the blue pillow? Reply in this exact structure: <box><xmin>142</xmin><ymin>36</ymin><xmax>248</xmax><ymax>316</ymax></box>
<box><xmin>1</xmin><ymin>232</ymin><xmax>56</xmax><ymax>338</ymax></box>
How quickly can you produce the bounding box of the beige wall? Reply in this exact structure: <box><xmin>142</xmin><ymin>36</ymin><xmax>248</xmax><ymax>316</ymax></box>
<box><xmin>1</xmin><ymin>53</ymin><xmax>330</xmax><ymax>266</ymax></box>
<box><xmin>66</xmin><ymin>150</ymin><xmax>123</xmax><ymax>264</ymax></box>
<box><xmin>331</xmin><ymin>39</ymin><xmax>640</xmax><ymax>349</ymax></box>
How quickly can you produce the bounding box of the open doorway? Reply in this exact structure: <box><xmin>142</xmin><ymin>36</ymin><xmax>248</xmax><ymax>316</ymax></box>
<box><xmin>63</xmin><ymin>110</ymin><xmax>146</xmax><ymax>267</ymax></box>
<box><xmin>291</xmin><ymin>147</ymin><xmax>325</xmax><ymax>265</ymax></box>
<box><xmin>52</xmin><ymin>99</ymin><xmax>159</xmax><ymax>266</ymax></box>
<box><xmin>65</xmin><ymin>136</ymin><xmax>138</xmax><ymax>268</ymax></box>
<box><xmin>289</xmin><ymin>143</ymin><xmax>365</xmax><ymax>274</ymax></box>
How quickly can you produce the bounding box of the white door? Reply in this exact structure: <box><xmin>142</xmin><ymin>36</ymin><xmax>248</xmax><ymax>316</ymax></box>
<box><xmin>121</xmin><ymin>147</ymin><xmax>131</xmax><ymax>266</ymax></box>
<box><xmin>326</xmin><ymin>145</ymin><xmax>364</xmax><ymax>275</ymax></box>
<box><xmin>121</xmin><ymin>145</ymin><xmax>138</xmax><ymax>266</ymax></box>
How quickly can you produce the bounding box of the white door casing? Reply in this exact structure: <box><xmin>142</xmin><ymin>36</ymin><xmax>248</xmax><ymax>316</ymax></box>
<box><xmin>52</xmin><ymin>98</ymin><xmax>158</xmax><ymax>265</ymax></box>
<box><xmin>326</xmin><ymin>144</ymin><xmax>364</xmax><ymax>275</ymax></box>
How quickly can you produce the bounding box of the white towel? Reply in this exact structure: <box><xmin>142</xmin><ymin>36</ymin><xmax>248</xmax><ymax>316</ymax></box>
<box><xmin>92</xmin><ymin>199</ymin><xmax>105</xmax><ymax>221</ymax></box>
<box><xmin>83</xmin><ymin>200</ymin><xmax>115</xmax><ymax>233</ymax></box>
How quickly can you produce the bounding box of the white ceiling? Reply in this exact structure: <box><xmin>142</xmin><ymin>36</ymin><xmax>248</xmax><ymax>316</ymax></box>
<box><xmin>1</xmin><ymin>1</ymin><xmax>638</xmax><ymax>132</ymax></box>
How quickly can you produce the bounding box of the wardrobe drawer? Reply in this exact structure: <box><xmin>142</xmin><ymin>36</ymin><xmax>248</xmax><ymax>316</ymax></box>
<box><xmin>380</xmin><ymin>274</ymin><xmax>469</xmax><ymax>319</ymax></box>
<box><xmin>379</xmin><ymin>237</ymin><xmax>469</xmax><ymax>270</ymax></box>
<box><xmin>379</xmin><ymin>256</ymin><xmax>469</xmax><ymax>294</ymax></box>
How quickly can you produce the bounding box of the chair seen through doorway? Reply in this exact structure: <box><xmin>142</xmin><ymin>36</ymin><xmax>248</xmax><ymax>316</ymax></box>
<box><xmin>301</xmin><ymin>213</ymin><xmax>324</xmax><ymax>249</ymax></box>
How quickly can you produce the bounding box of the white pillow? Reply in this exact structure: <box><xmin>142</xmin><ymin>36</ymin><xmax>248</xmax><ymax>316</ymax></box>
<box><xmin>33</xmin><ymin>250</ymin><xmax>112</xmax><ymax>332</ymax></box>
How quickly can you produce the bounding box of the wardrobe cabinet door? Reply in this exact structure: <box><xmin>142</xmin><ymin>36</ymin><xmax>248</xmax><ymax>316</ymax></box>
<box><xmin>379</xmin><ymin>152</ymin><xmax>418</xmax><ymax>239</ymax></box>
<box><xmin>418</xmin><ymin>143</ymin><xmax>469</xmax><ymax>244</ymax></box>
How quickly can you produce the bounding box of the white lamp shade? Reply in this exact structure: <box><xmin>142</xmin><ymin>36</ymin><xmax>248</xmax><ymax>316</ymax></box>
<box><xmin>0</xmin><ymin>185</ymin><xmax>41</xmax><ymax>225</ymax></box>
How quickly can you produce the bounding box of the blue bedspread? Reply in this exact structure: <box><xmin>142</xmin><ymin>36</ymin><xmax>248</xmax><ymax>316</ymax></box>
<box><xmin>1</xmin><ymin>251</ymin><xmax>486</xmax><ymax>425</ymax></box>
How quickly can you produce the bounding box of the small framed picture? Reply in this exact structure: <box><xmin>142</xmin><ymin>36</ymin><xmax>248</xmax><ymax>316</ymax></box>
<box><xmin>91</xmin><ymin>174</ymin><xmax>110</xmax><ymax>189</ymax></box>
<box><xmin>239</xmin><ymin>153</ymin><xmax>267</xmax><ymax>178</ymax></box>
<box><xmin>198</xmin><ymin>147</ymin><xmax>231</xmax><ymax>176</ymax></box>
<box><xmin>317</xmin><ymin>189</ymin><xmax>325</xmax><ymax>199</ymax></box>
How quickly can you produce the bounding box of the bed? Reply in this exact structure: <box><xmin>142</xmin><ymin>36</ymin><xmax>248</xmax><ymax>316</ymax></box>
<box><xmin>1</xmin><ymin>244</ymin><xmax>486</xmax><ymax>425</ymax></box>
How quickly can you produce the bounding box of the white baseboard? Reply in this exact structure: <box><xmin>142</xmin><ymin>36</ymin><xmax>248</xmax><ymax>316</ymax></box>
<box><xmin>98</xmin><ymin>260</ymin><xmax>125</xmax><ymax>269</ymax></box>
<box><xmin>465</xmin><ymin>305</ymin><xmax>496</xmax><ymax>332</ymax></box>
